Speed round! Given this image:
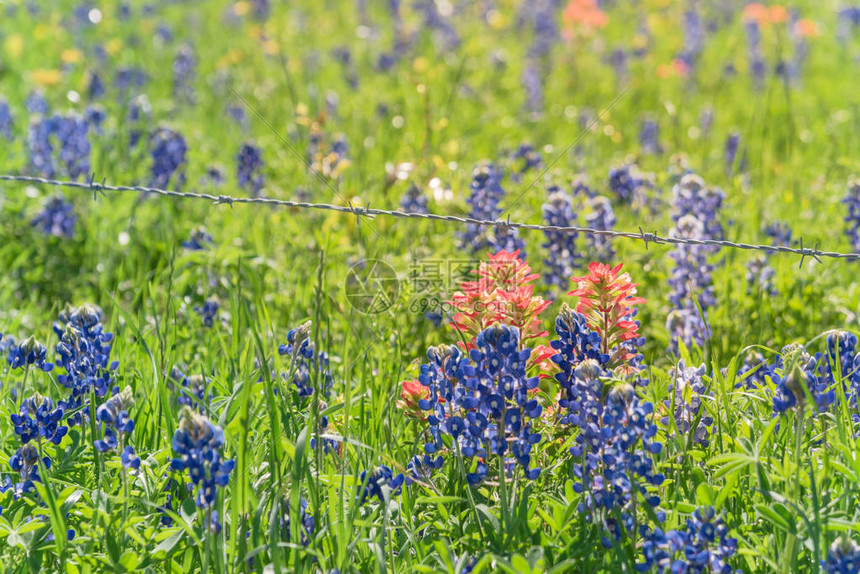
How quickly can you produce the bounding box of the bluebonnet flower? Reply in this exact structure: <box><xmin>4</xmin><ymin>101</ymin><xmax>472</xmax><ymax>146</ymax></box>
<box><xmin>171</xmin><ymin>407</ymin><xmax>235</xmax><ymax>533</ymax></box>
<box><xmin>357</xmin><ymin>465</ymin><xmax>404</xmax><ymax>505</ymax></box>
<box><xmin>725</xmin><ymin>132</ymin><xmax>741</xmax><ymax>176</ymax></box>
<box><xmin>844</xmin><ymin>179</ymin><xmax>860</xmax><ymax>252</ymax></box>
<box><xmin>332</xmin><ymin>47</ymin><xmax>359</xmax><ymax>90</ymax></box>
<box><xmin>156</xmin><ymin>24</ymin><xmax>173</xmax><ymax>43</ymax></box>
<box><xmin>28</xmin><ymin>115</ymin><xmax>57</xmax><ymax>177</ymax></box>
<box><xmin>608</xmin><ymin>162</ymin><xmax>659</xmax><ymax>212</ymax></box>
<box><xmin>183</xmin><ymin>227</ymin><xmax>214</xmax><ymax>250</ymax></box>
<box><xmin>610</xmin><ymin>48</ymin><xmax>628</xmax><ymax>85</ymax></box>
<box><xmin>699</xmin><ymin>107</ymin><xmax>714</xmax><ymax>137</ymax></box>
<box><xmin>202</xmin><ymin>166</ymin><xmax>225</xmax><ymax>187</ymax></box>
<box><xmin>824</xmin><ymin>537</ymin><xmax>860</xmax><ymax>573</ymax></box>
<box><xmin>31</xmin><ymin>194</ymin><xmax>76</xmax><ymax>239</ymax></box>
<box><xmin>157</xmin><ymin>494</ymin><xmax>175</xmax><ymax>526</ymax></box>
<box><xmin>399</xmin><ymin>183</ymin><xmax>428</xmax><ymax>214</ymax></box>
<box><xmin>115</xmin><ymin>68</ymin><xmax>148</xmax><ymax>96</ymax></box>
<box><xmin>194</xmin><ymin>299</ymin><xmax>220</xmax><ymax>328</ymax></box>
<box><xmin>542</xmin><ymin>190</ymin><xmax>580</xmax><ymax>289</ymax></box>
<box><xmin>149</xmin><ymin>127</ymin><xmax>187</xmax><ymax>189</ymax></box>
<box><xmin>280</xmin><ymin>497</ymin><xmax>315</xmax><ymax>545</ymax></box>
<box><xmin>88</xmin><ymin>72</ymin><xmax>105</xmax><ymax>99</ymax></box>
<box><xmin>9</xmin><ymin>443</ymin><xmax>49</xmax><ymax>495</ymax></box>
<box><xmin>11</xmin><ymin>393</ymin><xmax>68</xmax><ymax>445</ymax></box>
<box><xmin>53</xmin><ymin>113</ymin><xmax>91</xmax><ymax>180</ymax></box>
<box><xmin>511</xmin><ymin>144</ymin><xmax>542</xmax><ymax>182</ymax></box>
<box><xmin>173</xmin><ymin>44</ymin><xmax>196</xmax><ymax>103</ymax></box>
<box><xmin>571</xmin><ymin>176</ymin><xmax>596</xmax><ymax>198</ymax></box>
<box><xmin>458</xmin><ymin>163</ymin><xmax>506</xmax><ymax>252</ymax></box>
<box><xmin>8</xmin><ymin>336</ymin><xmax>54</xmax><ymax>372</ymax></box>
<box><xmin>744</xmin><ymin>19</ymin><xmax>766</xmax><ymax>87</ymax></box>
<box><xmin>584</xmin><ymin>196</ymin><xmax>616</xmax><ymax>262</ymax></box>
<box><xmin>84</xmin><ymin>105</ymin><xmax>106</xmax><ymax>134</ymax></box>
<box><xmin>417</xmin><ymin>325</ymin><xmax>544</xmax><ymax>485</ymax></box>
<box><xmin>639</xmin><ymin>506</ymin><xmax>738</xmax><ymax>573</ymax></box>
<box><xmin>26</xmin><ymin>91</ymin><xmax>48</xmax><ymax>114</ymax></box>
<box><xmin>522</xmin><ymin>60</ymin><xmax>544</xmax><ymax>115</ymax></box>
<box><xmin>663</xmin><ymin>361</ymin><xmax>713</xmax><ymax>447</ymax></box>
<box><xmin>677</xmin><ymin>8</ymin><xmax>704</xmax><ymax>72</ymax></box>
<box><xmin>837</xmin><ymin>7</ymin><xmax>860</xmax><ymax>44</ymax></box>
<box><xmin>251</xmin><ymin>0</ymin><xmax>271</xmax><ymax>21</ymax></box>
<box><xmin>226</xmin><ymin>104</ymin><xmax>248</xmax><ymax>131</ymax></box>
<box><xmin>308</xmin><ymin>132</ymin><xmax>350</xmax><ymax>179</ymax></box>
<box><xmin>277</xmin><ymin>322</ymin><xmax>333</xmax><ymax>398</ymax></box>
<box><xmin>127</xmin><ymin>95</ymin><xmax>151</xmax><ymax>149</ymax></box>
<box><xmin>745</xmin><ymin>255</ymin><xmax>776</xmax><ymax>296</ymax></box>
<box><xmin>0</xmin><ymin>98</ymin><xmax>13</xmax><ymax>140</ymax></box>
<box><xmin>278</xmin><ymin>322</ymin><xmax>338</xmax><ymax>453</ymax></box>
<box><xmin>416</xmin><ymin>0</ymin><xmax>460</xmax><ymax>53</ymax></box>
<box><xmin>490</xmin><ymin>224</ymin><xmax>527</xmax><ymax>258</ymax></box>
<box><xmin>405</xmin><ymin>454</ymin><xmax>444</xmax><ymax>486</ymax></box>
<box><xmin>27</xmin><ymin>114</ymin><xmax>91</xmax><ymax>179</ymax></box>
<box><xmin>639</xmin><ymin>118</ymin><xmax>662</xmax><ymax>155</ymax></box>
<box><xmin>170</xmin><ymin>367</ymin><xmax>210</xmax><ymax>411</ymax></box>
<box><xmin>54</xmin><ymin>304</ymin><xmax>119</xmax><ymax>425</ymax></box>
<box><xmin>236</xmin><ymin>143</ymin><xmax>264</xmax><ymax>196</ymax></box>
<box><xmin>93</xmin><ymin>386</ymin><xmax>136</xmax><ymax>462</ymax></box>
<box><xmin>667</xmin><ymin>174</ymin><xmax>724</xmax><ymax>353</ymax></box>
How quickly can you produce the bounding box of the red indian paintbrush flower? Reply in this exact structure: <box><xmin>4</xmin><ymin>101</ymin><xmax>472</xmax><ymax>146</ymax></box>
<box><xmin>449</xmin><ymin>250</ymin><xmax>549</xmax><ymax>348</ymax></box>
<box><xmin>569</xmin><ymin>262</ymin><xmax>645</xmax><ymax>366</ymax></box>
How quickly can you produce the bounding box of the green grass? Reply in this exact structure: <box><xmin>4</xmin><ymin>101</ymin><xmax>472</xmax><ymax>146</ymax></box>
<box><xmin>2</xmin><ymin>0</ymin><xmax>860</xmax><ymax>572</ymax></box>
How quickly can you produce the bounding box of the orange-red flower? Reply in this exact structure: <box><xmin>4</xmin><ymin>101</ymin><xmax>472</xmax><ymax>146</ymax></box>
<box><xmin>569</xmin><ymin>262</ymin><xmax>645</xmax><ymax>366</ymax></box>
<box><xmin>397</xmin><ymin>379</ymin><xmax>430</xmax><ymax>418</ymax></box>
<box><xmin>563</xmin><ymin>0</ymin><xmax>608</xmax><ymax>32</ymax></box>
<box><xmin>448</xmin><ymin>250</ymin><xmax>549</xmax><ymax>348</ymax></box>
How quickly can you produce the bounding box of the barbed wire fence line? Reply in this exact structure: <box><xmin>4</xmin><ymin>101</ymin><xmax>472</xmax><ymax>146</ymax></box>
<box><xmin>0</xmin><ymin>173</ymin><xmax>854</xmax><ymax>266</ymax></box>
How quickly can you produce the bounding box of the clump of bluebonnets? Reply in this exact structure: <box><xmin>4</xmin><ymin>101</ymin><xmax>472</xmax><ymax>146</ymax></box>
<box><xmin>639</xmin><ymin>506</ymin><xmax>738</xmax><ymax>573</ymax></box>
<box><xmin>31</xmin><ymin>195</ymin><xmax>76</xmax><ymax>238</ymax></box>
<box><xmin>418</xmin><ymin>324</ymin><xmax>543</xmax><ymax>485</ymax></box>
<box><xmin>824</xmin><ymin>536</ymin><xmax>860</xmax><ymax>573</ymax></box>
<box><xmin>54</xmin><ymin>304</ymin><xmax>119</xmax><ymax>426</ymax></box>
<box><xmin>550</xmin><ymin>306</ymin><xmax>664</xmax><ymax>547</ymax></box>
<box><xmin>8</xmin><ymin>443</ymin><xmax>50</xmax><ymax>495</ymax></box>
<box><xmin>171</xmin><ymin>407</ymin><xmax>235</xmax><ymax>534</ymax></box>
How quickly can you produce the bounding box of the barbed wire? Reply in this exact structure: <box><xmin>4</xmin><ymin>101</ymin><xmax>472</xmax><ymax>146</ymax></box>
<box><xmin>0</xmin><ymin>173</ymin><xmax>854</xmax><ymax>266</ymax></box>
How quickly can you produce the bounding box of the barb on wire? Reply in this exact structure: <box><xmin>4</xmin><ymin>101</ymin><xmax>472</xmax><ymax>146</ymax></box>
<box><xmin>0</xmin><ymin>173</ymin><xmax>855</xmax><ymax>262</ymax></box>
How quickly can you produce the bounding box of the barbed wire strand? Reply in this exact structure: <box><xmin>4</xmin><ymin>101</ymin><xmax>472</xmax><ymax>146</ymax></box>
<box><xmin>0</xmin><ymin>173</ymin><xmax>854</xmax><ymax>264</ymax></box>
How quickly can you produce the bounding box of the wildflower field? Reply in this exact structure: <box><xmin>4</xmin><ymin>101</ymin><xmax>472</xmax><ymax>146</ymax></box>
<box><xmin>4</xmin><ymin>0</ymin><xmax>860</xmax><ymax>572</ymax></box>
